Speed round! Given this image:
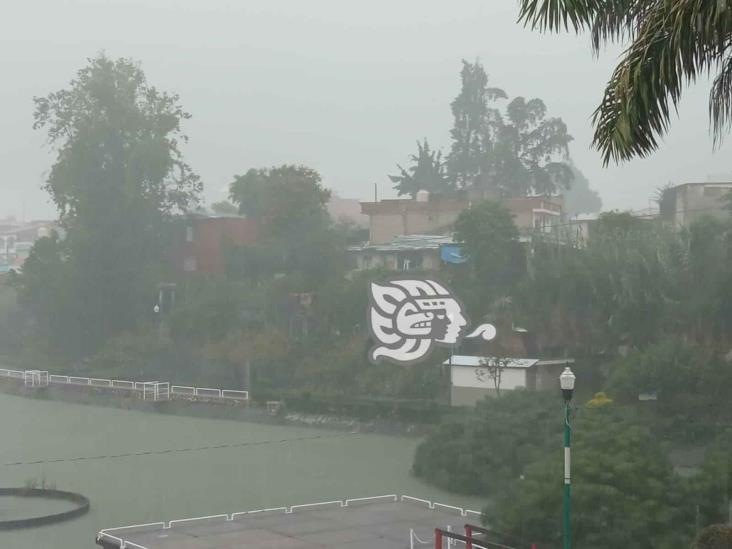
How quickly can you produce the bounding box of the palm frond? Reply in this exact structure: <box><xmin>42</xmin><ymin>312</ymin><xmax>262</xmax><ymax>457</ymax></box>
<box><xmin>517</xmin><ymin>0</ymin><xmax>646</xmax><ymax>45</ymax></box>
<box><xmin>710</xmin><ymin>54</ymin><xmax>732</xmax><ymax>147</ymax></box>
<box><xmin>591</xmin><ymin>0</ymin><xmax>732</xmax><ymax>164</ymax></box>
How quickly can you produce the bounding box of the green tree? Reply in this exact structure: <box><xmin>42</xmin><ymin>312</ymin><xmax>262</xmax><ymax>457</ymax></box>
<box><xmin>389</xmin><ymin>139</ymin><xmax>451</xmax><ymax>197</ymax></box>
<box><xmin>490</xmin><ymin>96</ymin><xmax>574</xmax><ymax>196</ymax></box>
<box><xmin>490</xmin><ymin>406</ymin><xmax>693</xmax><ymax>548</ymax></box>
<box><xmin>606</xmin><ymin>339</ymin><xmax>732</xmax><ymax>437</ymax></box>
<box><xmin>17</xmin><ymin>233</ymin><xmax>75</xmax><ymax>352</ymax></box>
<box><xmin>228</xmin><ymin>165</ymin><xmax>343</xmax><ymax>286</ymax></box>
<box><xmin>453</xmin><ymin>200</ymin><xmax>524</xmax><ymax>312</ymax></box>
<box><xmin>26</xmin><ymin>54</ymin><xmax>201</xmax><ymax>356</ymax></box>
<box><xmin>446</xmin><ymin>60</ymin><xmax>507</xmax><ymax>189</ymax></box>
<box><xmin>446</xmin><ymin>60</ymin><xmax>573</xmax><ymax>196</ymax></box>
<box><xmin>412</xmin><ymin>391</ymin><xmax>560</xmax><ymax>495</ymax></box>
<box><xmin>517</xmin><ymin>1</ymin><xmax>732</xmax><ymax>163</ymax></box>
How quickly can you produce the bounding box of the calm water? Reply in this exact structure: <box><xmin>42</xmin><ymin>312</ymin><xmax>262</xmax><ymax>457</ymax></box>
<box><xmin>0</xmin><ymin>393</ymin><xmax>483</xmax><ymax>548</ymax></box>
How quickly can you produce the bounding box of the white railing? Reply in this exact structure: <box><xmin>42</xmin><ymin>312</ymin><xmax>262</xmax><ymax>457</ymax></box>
<box><xmin>171</xmin><ymin>385</ymin><xmax>195</xmax><ymax>396</ymax></box>
<box><xmin>98</xmin><ymin>495</ymin><xmax>480</xmax><ymax>548</ymax></box>
<box><xmin>194</xmin><ymin>387</ymin><xmax>221</xmax><ymax>398</ymax></box>
<box><xmin>221</xmin><ymin>389</ymin><xmax>249</xmax><ymax>400</ymax></box>
<box><xmin>0</xmin><ymin>369</ymin><xmax>248</xmax><ymax>404</ymax></box>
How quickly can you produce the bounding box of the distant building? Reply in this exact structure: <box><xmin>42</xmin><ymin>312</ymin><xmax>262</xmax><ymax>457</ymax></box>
<box><xmin>351</xmin><ymin>192</ymin><xmax>566</xmax><ymax>272</ymax></box>
<box><xmin>503</xmin><ymin>196</ymin><xmax>564</xmax><ymax>236</ymax></box>
<box><xmin>169</xmin><ymin>215</ymin><xmax>257</xmax><ymax>275</ymax></box>
<box><xmin>446</xmin><ymin>355</ymin><xmax>574</xmax><ymax>406</ymax></box>
<box><xmin>359</xmin><ymin>192</ymin><xmax>565</xmax><ymax>246</ymax></box>
<box><xmin>0</xmin><ymin>220</ymin><xmax>58</xmax><ymax>273</ymax></box>
<box><xmin>565</xmin><ymin>207</ymin><xmax>660</xmax><ymax>246</ymax></box>
<box><xmin>660</xmin><ymin>181</ymin><xmax>732</xmax><ymax>227</ymax></box>
<box><xmin>360</xmin><ymin>191</ymin><xmax>468</xmax><ymax>245</ymax></box>
<box><xmin>348</xmin><ymin>234</ymin><xmax>464</xmax><ymax>272</ymax></box>
<box><xmin>327</xmin><ymin>195</ymin><xmax>368</xmax><ymax>227</ymax></box>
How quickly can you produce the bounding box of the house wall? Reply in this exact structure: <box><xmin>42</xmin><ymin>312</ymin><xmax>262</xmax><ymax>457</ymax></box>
<box><xmin>450</xmin><ymin>366</ymin><xmax>527</xmax><ymax>408</ymax></box>
<box><xmin>534</xmin><ymin>362</ymin><xmax>566</xmax><ymax>391</ymax></box>
<box><xmin>352</xmin><ymin>249</ymin><xmax>440</xmax><ymax>271</ymax></box>
<box><xmin>361</xmin><ymin>198</ymin><xmax>469</xmax><ymax>244</ymax></box>
<box><xmin>673</xmin><ymin>183</ymin><xmax>732</xmax><ymax>227</ymax></box>
<box><xmin>171</xmin><ymin>217</ymin><xmax>258</xmax><ymax>275</ymax></box>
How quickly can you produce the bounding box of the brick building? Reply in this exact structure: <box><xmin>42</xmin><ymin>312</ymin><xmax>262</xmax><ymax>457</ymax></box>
<box><xmin>170</xmin><ymin>215</ymin><xmax>258</xmax><ymax>275</ymax></box>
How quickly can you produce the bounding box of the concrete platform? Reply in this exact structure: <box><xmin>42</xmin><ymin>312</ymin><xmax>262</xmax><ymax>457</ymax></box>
<box><xmin>96</xmin><ymin>495</ymin><xmax>482</xmax><ymax>549</ymax></box>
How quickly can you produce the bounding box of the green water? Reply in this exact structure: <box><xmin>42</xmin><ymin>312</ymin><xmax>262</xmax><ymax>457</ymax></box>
<box><xmin>0</xmin><ymin>393</ymin><xmax>483</xmax><ymax>548</ymax></box>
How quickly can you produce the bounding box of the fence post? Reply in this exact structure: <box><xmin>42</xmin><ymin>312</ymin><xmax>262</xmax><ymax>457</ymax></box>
<box><xmin>434</xmin><ymin>528</ymin><xmax>442</xmax><ymax>549</ymax></box>
<box><xmin>465</xmin><ymin>525</ymin><xmax>472</xmax><ymax>549</ymax></box>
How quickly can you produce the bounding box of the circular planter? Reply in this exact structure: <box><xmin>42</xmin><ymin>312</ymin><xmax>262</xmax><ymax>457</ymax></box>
<box><xmin>0</xmin><ymin>488</ymin><xmax>90</xmax><ymax>529</ymax></box>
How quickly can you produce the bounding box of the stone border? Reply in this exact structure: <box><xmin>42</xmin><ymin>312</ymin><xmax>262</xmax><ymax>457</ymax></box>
<box><xmin>0</xmin><ymin>487</ymin><xmax>90</xmax><ymax>529</ymax></box>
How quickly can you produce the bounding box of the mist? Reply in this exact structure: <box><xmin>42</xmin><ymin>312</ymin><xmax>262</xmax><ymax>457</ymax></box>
<box><xmin>1</xmin><ymin>0</ymin><xmax>730</xmax><ymax>219</ymax></box>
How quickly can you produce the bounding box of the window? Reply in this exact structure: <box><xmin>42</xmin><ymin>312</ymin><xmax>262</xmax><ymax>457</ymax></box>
<box><xmin>186</xmin><ymin>225</ymin><xmax>194</xmax><ymax>242</ymax></box>
<box><xmin>183</xmin><ymin>256</ymin><xmax>197</xmax><ymax>272</ymax></box>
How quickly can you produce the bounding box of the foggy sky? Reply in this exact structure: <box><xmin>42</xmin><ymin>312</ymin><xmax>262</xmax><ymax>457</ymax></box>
<box><xmin>2</xmin><ymin>0</ymin><xmax>731</xmax><ymax>220</ymax></box>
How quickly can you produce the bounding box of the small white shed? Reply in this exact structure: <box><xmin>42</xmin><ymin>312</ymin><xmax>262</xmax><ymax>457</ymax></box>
<box><xmin>445</xmin><ymin>355</ymin><xmax>574</xmax><ymax>406</ymax></box>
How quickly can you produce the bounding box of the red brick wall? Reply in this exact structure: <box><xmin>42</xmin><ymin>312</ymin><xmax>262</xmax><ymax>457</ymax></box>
<box><xmin>171</xmin><ymin>217</ymin><xmax>258</xmax><ymax>275</ymax></box>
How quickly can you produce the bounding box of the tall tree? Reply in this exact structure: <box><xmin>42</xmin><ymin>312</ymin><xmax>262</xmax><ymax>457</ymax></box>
<box><xmin>446</xmin><ymin>60</ymin><xmax>573</xmax><ymax>196</ymax></box>
<box><xmin>389</xmin><ymin>140</ymin><xmax>451</xmax><ymax>197</ymax></box>
<box><xmin>27</xmin><ymin>54</ymin><xmax>201</xmax><ymax>355</ymax></box>
<box><xmin>518</xmin><ymin>0</ymin><xmax>732</xmax><ymax>163</ymax></box>
<box><xmin>228</xmin><ymin>165</ymin><xmax>342</xmax><ymax>285</ymax></box>
<box><xmin>446</xmin><ymin>60</ymin><xmax>507</xmax><ymax>189</ymax></box>
<box><xmin>491</xmin><ymin>96</ymin><xmax>574</xmax><ymax>196</ymax></box>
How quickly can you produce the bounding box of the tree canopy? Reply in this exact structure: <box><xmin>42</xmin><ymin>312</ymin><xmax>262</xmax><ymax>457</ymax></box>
<box><xmin>24</xmin><ymin>54</ymin><xmax>201</xmax><ymax>356</ymax></box>
<box><xmin>446</xmin><ymin>59</ymin><xmax>573</xmax><ymax>196</ymax></box>
<box><xmin>228</xmin><ymin>165</ymin><xmax>342</xmax><ymax>285</ymax></box>
<box><xmin>490</xmin><ymin>405</ymin><xmax>693</xmax><ymax>548</ymax></box>
<box><xmin>389</xmin><ymin>139</ymin><xmax>451</xmax><ymax>197</ymax></box>
<box><xmin>453</xmin><ymin>199</ymin><xmax>525</xmax><ymax>312</ymax></box>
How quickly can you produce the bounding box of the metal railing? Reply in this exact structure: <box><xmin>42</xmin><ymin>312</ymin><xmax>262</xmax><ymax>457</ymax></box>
<box><xmin>0</xmin><ymin>369</ymin><xmax>248</xmax><ymax>404</ymax></box>
<box><xmin>96</xmin><ymin>494</ymin><xmax>480</xmax><ymax>548</ymax></box>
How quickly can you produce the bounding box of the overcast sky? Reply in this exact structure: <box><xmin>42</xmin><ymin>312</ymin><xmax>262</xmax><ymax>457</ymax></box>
<box><xmin>2</xmin><ymin>0</ymin><xmax>731</xmax><ymax>220</ymax></box>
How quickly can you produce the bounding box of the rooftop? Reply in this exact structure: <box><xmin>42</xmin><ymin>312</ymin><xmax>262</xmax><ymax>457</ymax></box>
<box><xmin>96</xmin><ymin>495</ymin><xmax>482</xmax><ymax>549</ymax></box>
<box><xmin>444</xmin><ymin>356</ymin><xmax>575</xmax><ymax>368</ymax></box>
<box><xmin>348</xmin><ymin>234</ymin><xmax>454</xmax><ymax>252</ymax></box>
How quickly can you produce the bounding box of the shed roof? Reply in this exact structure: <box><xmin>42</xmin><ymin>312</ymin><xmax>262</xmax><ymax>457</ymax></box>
<box><xmin>443</xmin><ymin>356</ymin><xmax>574</xmax><ymax>368</ymax></box>
<box><xmin>348</xmin><ymin>234</ymin><xmax>454</xmax><ymax>252</ymax></box>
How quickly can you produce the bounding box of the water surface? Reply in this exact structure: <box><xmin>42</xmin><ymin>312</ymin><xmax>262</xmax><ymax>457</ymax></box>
<box><xmin>0</xmin><ymin>393</ymin><xmax>483</xmax><ymax>548</ymax></box>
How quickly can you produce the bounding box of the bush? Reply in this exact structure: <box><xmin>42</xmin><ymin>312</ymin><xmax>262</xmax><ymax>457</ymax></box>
<box><xmin>606</xmin><ymin>339</ymin><xmax>732</xmax><ymax>439</ymax></box>
<box><xmin>412</xmin><ymin>391</ymin><xmax>560</xmax><ymax>495</ymax></box>
<box><xmin>489</xmin><ymin>405</ymin><xmax>694</xmax><ymax>549</ymax></box>
<box><xmin>693</xmin><ymin>525</ymin><xmax>732</xmax><ymax>549</ymax></box>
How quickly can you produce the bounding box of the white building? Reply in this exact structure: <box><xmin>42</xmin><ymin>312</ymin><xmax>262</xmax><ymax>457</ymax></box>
<box><xmin>446</xmin><ymin>355</ymin><xmax>574</xmax><ymax>406</ymax></box>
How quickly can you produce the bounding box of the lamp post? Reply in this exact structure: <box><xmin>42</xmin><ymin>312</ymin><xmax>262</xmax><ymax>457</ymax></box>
<box><xmin>559</xmin><ymin>366</ymin><xmax>576</xmax><ymax>549</ymax></box>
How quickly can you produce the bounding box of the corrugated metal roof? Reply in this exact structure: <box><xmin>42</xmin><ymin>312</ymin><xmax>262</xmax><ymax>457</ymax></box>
<box><xmin>348</xmin><ymin>234</ymin><xmax>454</xmax><ymax>252</ymax></box>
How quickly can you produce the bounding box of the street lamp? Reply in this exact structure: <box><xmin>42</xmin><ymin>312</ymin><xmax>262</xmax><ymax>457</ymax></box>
<box><xmin>559</xmin><ymin>366</ymin><xmax>576</xmax><ymax>549</ymax></box>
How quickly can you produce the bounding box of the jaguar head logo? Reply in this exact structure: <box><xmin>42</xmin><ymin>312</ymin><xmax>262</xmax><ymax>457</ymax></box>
<box><xmin>367</xmin><ymin>278</ymin><xmax>469</xmax><ymax>364</ymax></box>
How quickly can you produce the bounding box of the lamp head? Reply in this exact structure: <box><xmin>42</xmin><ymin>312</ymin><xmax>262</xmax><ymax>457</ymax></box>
<box><xmin>560</xmin><ymin>366</ymin><xmax>576</xmax><ymax>402</ymax></box>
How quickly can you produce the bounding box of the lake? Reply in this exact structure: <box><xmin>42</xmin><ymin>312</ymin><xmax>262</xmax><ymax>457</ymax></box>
<box><xmin>0</xmin><ymin>392</ymin><xmax>483</xmax><ymax>548</ymax></box>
